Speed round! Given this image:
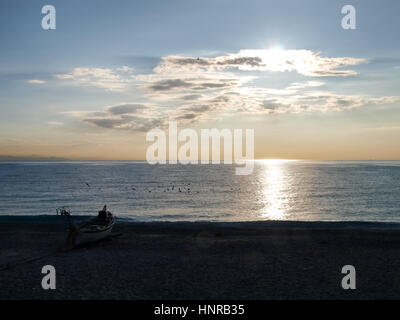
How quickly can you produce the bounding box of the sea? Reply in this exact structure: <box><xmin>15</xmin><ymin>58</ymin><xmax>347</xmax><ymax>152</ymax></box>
<box><xmin>0</xmin><ymin>160</ymin><xmax>399</xmax><ymax>222</ymax></box>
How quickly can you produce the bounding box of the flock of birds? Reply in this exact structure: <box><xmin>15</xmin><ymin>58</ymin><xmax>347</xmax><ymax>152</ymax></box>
<box><xmin>76</xmin><ymin>170</ymin><xmax>239</xmax><ymax>195</ymax></box>
<box><xmin>73</xmin><ymin>166</ymin><xmax>240</xmax><ymax>195</ymax></box>
<box><xmin>82</xmin><ymin>181</ymin><xmax>200</xmax><ymax>194</ymax></box>
<box><xmin>79</xmin><ymin>182</ymin><xmax>240</xmax><ymax>194</ymax></box>
<box><xmin>143</xmin><ymin>183</ymin><xmax>195</xmax><ymax>194</ymax></box>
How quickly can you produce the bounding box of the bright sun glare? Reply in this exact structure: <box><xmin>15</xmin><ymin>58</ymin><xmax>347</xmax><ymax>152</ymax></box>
<box><xmin>259</xmin><ymin>159</ymin><xmax>294</xmax><ymax>220</ymax></box>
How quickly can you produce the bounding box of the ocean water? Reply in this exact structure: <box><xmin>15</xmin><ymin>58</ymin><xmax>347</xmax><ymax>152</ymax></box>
<box><xmin>0</xmin><ymin>160</ymin><xmax>399</xmax><ymax>222</ymax></box>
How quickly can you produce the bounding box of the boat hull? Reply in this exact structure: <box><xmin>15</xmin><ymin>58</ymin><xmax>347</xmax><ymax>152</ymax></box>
<box><xmin>74</xmin><ymin>217</ymin><xmax>115</xmax><ymax>246</ymax></box>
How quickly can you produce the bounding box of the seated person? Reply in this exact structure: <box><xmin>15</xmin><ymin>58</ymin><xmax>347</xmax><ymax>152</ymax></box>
<box><xmin>98</xmin><ymin>205</ymin><xmax>107</xmax><ymax>219</ymax></box>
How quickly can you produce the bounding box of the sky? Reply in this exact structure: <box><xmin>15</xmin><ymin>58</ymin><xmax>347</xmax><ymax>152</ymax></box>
<box><xmin>0</xmin><ymin>0</ymin><xmax>399</xmax><ymax>160</ymax></box>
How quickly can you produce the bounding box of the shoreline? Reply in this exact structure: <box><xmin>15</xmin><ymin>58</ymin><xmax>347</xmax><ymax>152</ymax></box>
<box><xmin>1</xmin><ymin>215</ymin><xmax>400</xmax><ymax>229</ymax></box>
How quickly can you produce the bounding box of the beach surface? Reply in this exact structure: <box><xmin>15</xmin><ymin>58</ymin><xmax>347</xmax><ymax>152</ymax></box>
<box><xmin>1</xmin><ymin>217</ymin><xmax>400</xmax><ymax>300</ymax></box>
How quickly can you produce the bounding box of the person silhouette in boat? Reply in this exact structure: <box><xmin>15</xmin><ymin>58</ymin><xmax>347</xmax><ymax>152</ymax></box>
<box><xmin>98</xmin><ymin>204</ymin><xmax>108</xmax><ymax>219</ymax></box>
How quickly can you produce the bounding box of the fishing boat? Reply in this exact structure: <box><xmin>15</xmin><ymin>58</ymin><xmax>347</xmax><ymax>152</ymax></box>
<box><xmin>57</xmin><ymin>205</ymin><xmax>115</xmax><ymax>248</ymax></box>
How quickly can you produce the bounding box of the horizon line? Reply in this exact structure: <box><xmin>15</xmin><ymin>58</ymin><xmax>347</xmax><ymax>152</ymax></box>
<box><xmin>0</xmin><ymin>156</ymin><xmax>399</xmax><ymax>162</ymax></box>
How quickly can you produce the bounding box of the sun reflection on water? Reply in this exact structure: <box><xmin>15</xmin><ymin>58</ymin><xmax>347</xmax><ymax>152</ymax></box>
<box><xmin>259</xmin><ymin>159</ymin><xmax>292</xmax><ymax>220</ymax></box>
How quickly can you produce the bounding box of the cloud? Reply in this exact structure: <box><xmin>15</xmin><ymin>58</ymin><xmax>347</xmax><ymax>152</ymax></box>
<box><xmin>47</xmin><ymin>121</ymin><xmax>63</xmax><ymax>126</ymax></box>
<box><xmin>108</xmin><ymin>104</ymin><xmax>144</xmax><ymax>115</ymax></box>
<box><xmin>257</xmin><ymin>92</ymin><xmax>400</xmax><ymax>114</ymax></box>
<box><xmin>262</xmin><ymin>99</ymin><xmax>291</xmax><ymax>111</ymax></box>
<box><xmin>27</xmin><ymin>79</ymin><xmax>46</xmax><ymax>84</ymax></box>
<box><xmin>286</xmin><ymin>81</ymin><xmax>325</xmax><ymax>90</ymax></box>
<box><xmin>84</xmin><ymin>118</ymin><xmax>127</xmax><ymax>129</ymax></box>
<box><xmin>154</xmin><ymin>49</ymin><xmax>368</xmax><ymax>77</ymax></box>
<box><xmin>56</xmin><ymin>66</ymin><xmax>134</xmax><ymax>91</ymax></box>
<box><xmin>54</xmin><ymin>49</ymin><xmax>367</xmax><ymax>96</ymax></box>
<box><xmin>58</xmin><ymin>49</ymin><xmax>399</xmax><ymax>130</ymax></box>
<box><xmin>65</xmin><ymin>103</ymin><xmax>163</xmax><ymax>132</ymax></box>
<box><xmin>147</xmin><ymin>78</ymin><xmax>238</xmax><ymax>92</ymax></box>
<box><xmin>148</xmin><ymin>79</ymin><xmax>192</xmax><ymax>91</ymax></box>
<box><xmin>64</xmin><ymin>91</ymin><xmax>399</xmax><ymax>133</ymax></box>
<box><xmin>180</xmin><ymin>94</ymin><xmax>203</xmax><ymax>101</ymax></box>
<box><xmin>83</xmin><ymin>116</ymin><xmax>163</xmax><ymax>132</ymax></box>
<box><xmin>170</xmin><ymin>104</ymin><xmax>211</xmax><ymax>122</ymax></box>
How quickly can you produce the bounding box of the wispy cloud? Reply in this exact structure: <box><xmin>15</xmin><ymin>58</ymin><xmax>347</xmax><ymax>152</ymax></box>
<box><xmin>59</xmin><ymin>49</ymin><xmax>399</xmax><ymax>130</ymax></box>
<box><xmin>146</xmin><ymin>77</ymin><xmax>239</xmax><ymax>92</ymax></box>
<box><xmin>47</xmin><ymin>121</ymin><xmax>63</xmax><ymax>126</ymax></box>
<box><xmin>27</xmin><ymin>79</ymin><xmax>46</xmax><ymax>84</ymax></box>
<box><xmin>154</xmin><ymin>49</ymin><xmax>368</xmax><ymax>77</ymax></box>
<box><xmin>65</xmin><ymin>103</ymin><xmax>163</xmax><ymax>132</ymax></box>
<box><xmin>56</xmin><ymin>66</ymin><xmax>135</xmax><ymax>91</ymax></box>
<box><xmin>65</xmin><ymin>87</ymin><xmax>399</xmax><ymax>133</ymax></box>
<box><xmin>258</xmin><ymin>92</ymin><xmax>400</xmax><ymax>114</ymax></box>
